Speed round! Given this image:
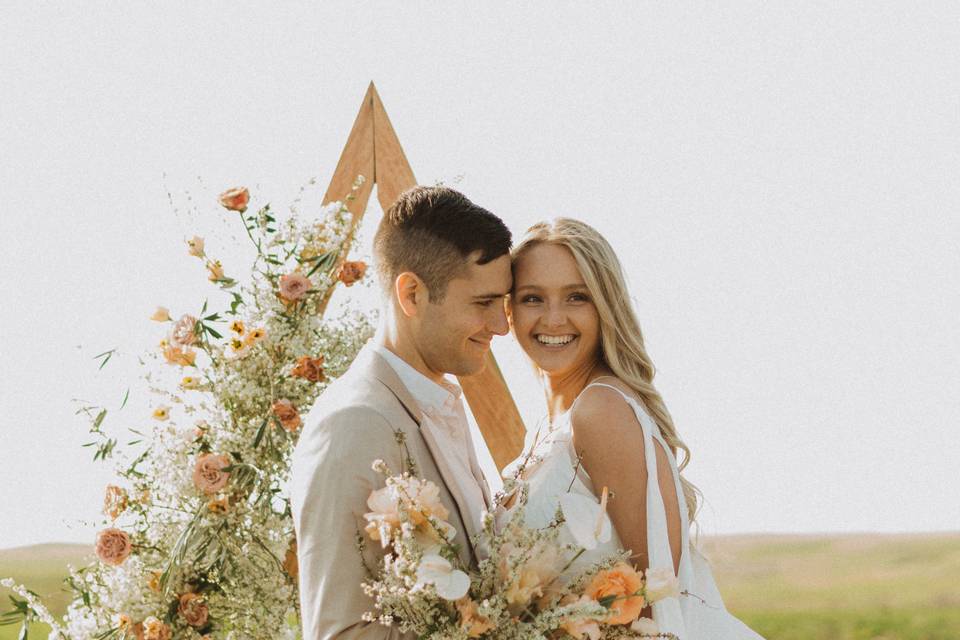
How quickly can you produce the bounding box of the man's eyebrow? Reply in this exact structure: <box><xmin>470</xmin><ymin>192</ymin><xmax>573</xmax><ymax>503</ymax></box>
<box><xmin>472</xmin><ymin>291</ymin><xmax>510</xmax><ymax>300</ymax></box>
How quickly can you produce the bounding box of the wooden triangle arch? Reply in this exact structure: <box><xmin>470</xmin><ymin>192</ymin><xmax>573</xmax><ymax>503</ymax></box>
<box><xmin>320</xmin><ymin>82</ymin><xmax>526</xmax><ymax>471</ymax></box>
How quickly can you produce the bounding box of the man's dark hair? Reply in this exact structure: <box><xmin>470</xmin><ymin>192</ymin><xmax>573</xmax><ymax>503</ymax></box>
<box><xmin>373</xmin><ymin>186</ymin><xmax>511</xmax><ymax>302</ymax></box>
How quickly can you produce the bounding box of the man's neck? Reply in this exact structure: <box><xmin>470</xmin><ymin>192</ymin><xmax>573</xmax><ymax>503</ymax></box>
<box><xmin>374</xmin><ymin>327</ymin><xmax>445</xmax><ymax>385</ymax></box>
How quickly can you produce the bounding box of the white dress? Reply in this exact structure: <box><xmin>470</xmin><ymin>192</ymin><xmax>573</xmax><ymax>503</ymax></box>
<box><xmin>500</xmin><ymin>381</ymin><xmax>764</xmax><ymax>639</ymax></box>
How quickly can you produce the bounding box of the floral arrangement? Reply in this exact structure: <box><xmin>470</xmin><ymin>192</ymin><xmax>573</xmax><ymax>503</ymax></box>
<box><xmin>2</xmin><ymin>180</ymin><xmax>374</xmax><ymax>640</ymax></box>
<box><xmin>360</xmin><ymin>456</ymin><xmax>681</xmax><ymax>640</ymax></box>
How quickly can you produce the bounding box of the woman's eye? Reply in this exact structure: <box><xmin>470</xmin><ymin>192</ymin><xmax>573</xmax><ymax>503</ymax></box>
<box><xmin>521</xmin><ymin>295</ymin><xmax>542</xmax><ymax>304</ymax></box>
<box><xmin>568</xmin><ymin>293</ymin><xmax>590</xmax><ymax>303</ymax></box>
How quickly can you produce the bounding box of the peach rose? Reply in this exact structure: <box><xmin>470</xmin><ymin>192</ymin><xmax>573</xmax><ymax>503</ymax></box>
<box><xmin>178</xmin><ymin>592</ymin><xmax>209</xmax><ymax>628</ymax></box>
<box><xmin>279</xmin><ymin>272</ymin><xmax>313</xmax><ymax>302</ymax></box>
<box><xmin>337</xmin><ymin>260</ymin><xmax>367</xmax><ymax>287</ymax></box>
<box><xmin>115</xmin><ymin>615</ymin><xmax>144</xmax><ymax>640</ymax></box>
<box><xmin>162</xmin><ymin>344</ymin><xmax>196</xmax><ymax>367</ymax></box>
<box><xmin>186</xmin><ymin>236</ymin><xmax>205</xmax><ymax>258</ymax></box>
<box><xmin>170</xmin><ymin>314</ymin><xmax>198</xmax><ymax>346</ymax></box>
<box><xmin>103</xmin><ymin>485</ymin><xmax>128</xmax><ymax>520</ymax></box>
<box><xmin>141</xmin><ymin>616</ymin><xmax>171</xmax><ymax>640</ymax></box>
<box><xmin>456</xmin><ymin>598</ymin><xmax>495</xmax><ymax>638</ymax></box>
<box><xmin>559</xmin><ymin>595</ymin><xmax>602</xmax><ymax>640</ymax></box>
<box><xmin>193</xmin><ymin>453</ymin><xmax>231</xmax><ymax>494</ymax></box>
<box><xmin>291</xmin><ymin>355</ymin><xmax>325</xmax><ymax>383</ymax></box>
<box><xmin>585</xmin><ymin>562</ymin><xmax>645</xmax><ymax>625</ymax></box>
<box><xmin>150</xmin><ymin>306</ymin><xmax>171</xmax><ymax>322</ymax></box>
<box><xmin>96</xmin><ymin>528</ymin><xmax>133</xmax><ymax>566</ymax></box>
<box><xmin>272</xmin><ymin>399</ymin><xmax>301</xmax><ymax>432</ymax></box>
<box><xmin>218</xmin><ymin>186</ymin><xmax>250</xmax><ymax>212</ymax></box>
<box><xmin>283</xmin><ymin>538</ymin><xmax>299</xmax><ymax>579</ymax></box>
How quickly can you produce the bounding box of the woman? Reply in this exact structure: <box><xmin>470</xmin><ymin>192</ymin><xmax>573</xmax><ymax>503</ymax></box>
<box><xmin>503</xmin><ymin>218</ymin><xmax>763</xmax><ymax>639</ymax></box>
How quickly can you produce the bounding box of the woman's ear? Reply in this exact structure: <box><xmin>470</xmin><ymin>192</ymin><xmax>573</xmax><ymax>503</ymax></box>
<box><xmin>394</xmin><ymin>272</ymin><xmax>425</xmax><ymax>318</ymax></box>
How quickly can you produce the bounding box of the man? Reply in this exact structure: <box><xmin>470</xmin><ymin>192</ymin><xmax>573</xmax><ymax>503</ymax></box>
<box><xmin>290</xmin><ymin>186</ymin><xmax>513</xmax><ymax>640</ymax></box>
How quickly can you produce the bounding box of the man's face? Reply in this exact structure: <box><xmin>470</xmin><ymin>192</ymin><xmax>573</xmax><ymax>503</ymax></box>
<box><xmin>414</xmin><ymin>254</ymin><xmax>513</xmax><ymax>378</ymax></box>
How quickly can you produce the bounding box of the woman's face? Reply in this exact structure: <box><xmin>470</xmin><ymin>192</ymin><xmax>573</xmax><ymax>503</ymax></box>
<box><xmin>510</xmin><ymin>242</ymin><xmax>602</xmax><ymax>378</ymax></box>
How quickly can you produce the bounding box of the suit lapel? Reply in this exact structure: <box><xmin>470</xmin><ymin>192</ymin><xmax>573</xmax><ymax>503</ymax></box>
<box><xmin>365</xmin><ymin>347</ymin><xmax>481</xmax><ymax>563</ymax></box>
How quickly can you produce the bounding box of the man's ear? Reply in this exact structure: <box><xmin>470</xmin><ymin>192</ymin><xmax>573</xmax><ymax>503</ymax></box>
<box><xmin>394</xmin><ymin>272</ymin><xmax>427</xmax><ymax>318</ymax></box>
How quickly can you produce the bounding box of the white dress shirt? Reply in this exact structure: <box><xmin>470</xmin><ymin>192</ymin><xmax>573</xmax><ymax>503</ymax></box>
<box><xmin>373</xmin><ymin>345</ymin><xmax>490</xmax><ymax>537</ymax></box>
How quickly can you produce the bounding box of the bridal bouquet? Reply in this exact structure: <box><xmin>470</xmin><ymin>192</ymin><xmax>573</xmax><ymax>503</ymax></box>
<box><xmin>360</xmin><ymin>459</ymin><xmax>680</xmax><ymax>640</ymax></box>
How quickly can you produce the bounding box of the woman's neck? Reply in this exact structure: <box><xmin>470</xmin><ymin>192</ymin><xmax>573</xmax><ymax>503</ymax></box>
<box><xmin>544</xmin><ymin>359</ymin><xmax>613</xmax><ymax>422</ymax></box>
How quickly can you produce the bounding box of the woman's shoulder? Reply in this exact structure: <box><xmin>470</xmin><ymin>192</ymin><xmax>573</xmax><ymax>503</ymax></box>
<box><xmin>569</xmin><ymin>376</ymin><xmax>642</xmax><ymax>436</ymax></box>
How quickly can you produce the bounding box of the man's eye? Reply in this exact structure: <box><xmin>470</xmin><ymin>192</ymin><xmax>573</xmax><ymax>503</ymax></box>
<box><xmin>476</xmin><ymin>300</ymin><xmax>494</xmax><ymax>307</ymax></box>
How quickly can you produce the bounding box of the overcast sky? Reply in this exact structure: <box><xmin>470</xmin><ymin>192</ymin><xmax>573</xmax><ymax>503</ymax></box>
<box><xmin>1</xmin><ymin>2</ymin><xmax>958</xmax><ymax>550</ymax></box>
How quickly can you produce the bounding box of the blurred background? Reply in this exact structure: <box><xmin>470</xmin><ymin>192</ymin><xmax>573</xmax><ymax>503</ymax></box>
<box><xmin>1</xmin><ymin>3</ymin><xmax>958</xmax><ymax>638</ymax></box>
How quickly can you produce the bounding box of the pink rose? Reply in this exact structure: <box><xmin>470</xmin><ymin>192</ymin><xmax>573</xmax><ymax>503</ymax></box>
<box><xmin>218</xmin><ymin>187</ymin><xmax>250</xmax><ymax>212</ymax></box>
<box><xmin>170</xmin><ymin>314</ymin><xmax>198</xmax><ymax>346</ymax></box>
<box><xmin>193</xmin><ymin>453</ymin><xmax>231</xmax><ymax>494</ymax></box>
<box><xmin>272</xmin><ymin>399</ymin><xmax>302</xmax><ymax>432</ymax></box>
<box><xmin>178</xmin><ymin>592</ymin><xmax>209</xmax><ymax>628</ymax></box>
<box><xmin>337</xmin><ymin>260</ymin><xmax>367</xmax><ymax>287</ymax></box>
<box><xmin>96</xmin><ymin>528</ymin><xmax>133</xmax><ymax>566</ymax></box>
<box><xmin>279</xmin><ymin>272</ymin><xmax>313</xmax><ymax>302</ymax></box>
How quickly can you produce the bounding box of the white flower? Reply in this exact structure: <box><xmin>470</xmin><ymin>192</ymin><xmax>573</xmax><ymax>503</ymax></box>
<box><xmin>559</xmin><ymin>490</ymin><xmax>611</xmax><ymax>550</ymax></box>
<box><xmin>630</xmin><ymin>617</ymin><xmax>660</xmax><ymax>635</ymax></box>
<box><xmin>644</xmin><ymin>566</ymin><xmax>680</xmax><ymax>602</ymax></box>
<box><xmin>414</xmin><ymin>554</ymin><xmax>470</xmax><ymax>600</ymax></box>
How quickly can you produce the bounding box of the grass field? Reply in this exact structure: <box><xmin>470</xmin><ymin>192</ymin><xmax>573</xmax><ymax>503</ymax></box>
<box><xmin>2</xmin><ymin>534</ymin><xmax>959</xmax><ymax>639</ymax></box>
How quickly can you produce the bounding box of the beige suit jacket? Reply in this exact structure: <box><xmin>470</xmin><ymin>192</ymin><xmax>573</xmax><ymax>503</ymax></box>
<box><xmin>290</xmin><ymin>345</ymin><xmax>491</xmax><ymax>640</ymax></box>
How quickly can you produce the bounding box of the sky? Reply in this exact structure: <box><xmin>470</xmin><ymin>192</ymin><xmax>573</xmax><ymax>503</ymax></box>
<box><xmin>1</xmin><ymin>2</ymin><xmax>959</xmax><ymax>550</ymax></box>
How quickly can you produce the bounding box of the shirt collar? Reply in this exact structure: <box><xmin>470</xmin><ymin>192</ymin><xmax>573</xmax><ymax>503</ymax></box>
<box><xmin>372</xmin><ymin>345</ymin><xmax>462</xmax><ymax>413</ymax></box>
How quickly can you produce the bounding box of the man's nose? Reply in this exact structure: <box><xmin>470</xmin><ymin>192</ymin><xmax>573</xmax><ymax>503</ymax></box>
<box><xmin>488</xmin><ymin>301</ymin><xmax>510</xmax><ymax>336</ymax></box>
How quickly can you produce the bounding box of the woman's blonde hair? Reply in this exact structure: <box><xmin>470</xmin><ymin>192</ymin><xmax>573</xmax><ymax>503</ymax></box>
<box><xmin>512</xmin><ymin>218</ymin><xmax>700</xmax><ymax>522</ymax></box>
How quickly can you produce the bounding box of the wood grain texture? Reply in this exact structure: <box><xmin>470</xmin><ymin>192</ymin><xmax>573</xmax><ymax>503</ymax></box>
<box><xmin>320</xmin><ymin>82</ymin><xmax>526</xmax><ymax>470</ymax></box>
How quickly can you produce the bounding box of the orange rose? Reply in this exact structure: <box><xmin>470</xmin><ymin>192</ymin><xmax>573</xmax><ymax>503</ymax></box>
<box><xmin>272</xmin><ymin>399</ymin><xmax>302</xmax><ymax>432</ymax></box>
<box><xmin>103</xmin><ymin>485</ymin><xmax>129</xmax><ymax>520</ymax></box>
<box><xmin>116</xmin><ymin>616</ymin><xmax>145</xmax><ymax>640</ymax></box>
<box><xmin>178</xmin><ymin>592</ymin><xmax>209</xmax><ymax>628</ymax></box>
<box><xmin>147</xmin><ymin>571</ymin><xmax>162</xmax><ymax>593</ymax></box>
<box><xmin>141</xmin><ymin>616</ymin><xmax>171</xmax><ymax>640</ymax></box>
<box><xmin>192</xmin><ymin>453</ymin><xmax>231</xmax><ymax>494</ymax></box>
<box><xmin>337</xmin><ymin>260</ymin><xmax>367</xmax><ymax>287</ymax></box>
<box><xmin>283</xmin><ymin>538</ymin><xmax>299</xmax><ymax>579</ymax></box>
<box><xmin>585</xmin><ymin>562</ymin><xmax>645</xmax><ymax>625</ymax></box>
<box><xmin>291</xmin><ymin>355</ymin><xmax>325</xmax><ymax>383</ymax></box>
<box><xmin>95</xmin><ymin>528</ymin><xmax>133</xmax><ymax>566</ymax></box>
<box><xmin>218</xmin><ymin>186</ymin><xmax>250</xmax><ymax>212</ymax></box>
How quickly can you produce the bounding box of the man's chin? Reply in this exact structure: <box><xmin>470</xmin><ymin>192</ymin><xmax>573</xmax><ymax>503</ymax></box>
<box><xmin>450</xmin><ymin>356</ymin><xmax>487</xmax><ymax>379</ymax></box>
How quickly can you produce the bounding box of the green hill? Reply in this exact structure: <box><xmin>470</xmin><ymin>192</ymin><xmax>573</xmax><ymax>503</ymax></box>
<box><xmin>3</xmin><ymin>534</ymin><xmax>960</xmax><ymax>639</ymax></box>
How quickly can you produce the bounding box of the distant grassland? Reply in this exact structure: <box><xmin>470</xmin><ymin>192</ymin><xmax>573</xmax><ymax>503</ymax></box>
<box><xmin>3</xmin><ymin>534</ymin><xmax>959</xmax><ymax>640</ymax></box>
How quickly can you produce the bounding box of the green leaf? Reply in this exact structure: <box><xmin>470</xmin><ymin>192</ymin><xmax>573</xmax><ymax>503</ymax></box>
<box><xmin>200</xmin><ymin>299</ymin><xmax>208</xmax><ymax>315</ymax></box>
<box><xmin>94</xmin><ymin>348</ymin><xmax>115</xmax><ymax>370</ymax></box>
<box><xmin>204</xmin><ymin>325</ymin><xmax>223</xmax><ymax>340</ymax></box>
<box><xmin>93</xmin><ymin>409</ymin><xmax>107</xmax><ymax>430</ymax></box>
<box><xmin>119</xmin><ymin>388</ymin><xmax>130</xmax><ymax>410</ymax></box>
<box><xmin>306</xmin><ymin>251</ymin><xmax>337</xmax><ymax>278</ymax></box>
<box><xmin>252</xmin><ymin>418</ymin><xmax>268</xmax><ymax>448</ymax></box>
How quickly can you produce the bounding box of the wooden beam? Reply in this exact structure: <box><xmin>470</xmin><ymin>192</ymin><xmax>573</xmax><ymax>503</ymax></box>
<box><xmin>321</xmin><ymin>82</ymin><xmax>527</xmax><ymax>471</ymax></box>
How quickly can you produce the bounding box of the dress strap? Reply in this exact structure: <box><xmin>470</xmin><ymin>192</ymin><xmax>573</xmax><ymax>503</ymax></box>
<box><xmin>573</xmin><ymin>378</ymin><xmax>688</xmax><ymax>637</ymax></box>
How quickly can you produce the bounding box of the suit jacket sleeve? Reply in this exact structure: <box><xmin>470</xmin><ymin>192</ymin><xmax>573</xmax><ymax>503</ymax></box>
<box><xmin>291</xmin><ymin>405</ymin><xmax>413</xmax><ymax>640</ymax></box>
